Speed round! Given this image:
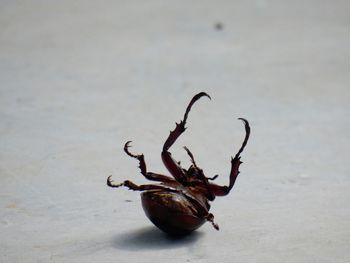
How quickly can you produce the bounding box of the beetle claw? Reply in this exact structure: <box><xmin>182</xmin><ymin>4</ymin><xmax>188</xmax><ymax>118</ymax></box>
<box><xmin>107</xmin><ymin>175</ymin><xmax>124</xmax><ymax>188</ymax></box>
<box><xmin>125</xmin><ymin>141</ymin><xmax>132</xmax><ymax>149</ymax></box>
<box><xmin>206</xmin><ymin>213</ymin><xmax>219</xmax><ymax>230</ymax></box>
<box><xmin>124</xmin><ymin>141</ymin><xmax>139</xmax><ymax>158</ymax></box>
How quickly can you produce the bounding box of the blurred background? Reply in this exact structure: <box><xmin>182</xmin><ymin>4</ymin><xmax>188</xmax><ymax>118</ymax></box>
<box><xmin>1</xmin><ymin>1</ymin><xmax>349</xmax><ymax>262</ymax></box>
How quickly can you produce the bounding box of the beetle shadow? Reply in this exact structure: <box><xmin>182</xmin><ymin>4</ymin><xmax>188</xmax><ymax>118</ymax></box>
<box><xmin>111</xmin><ymin>226</ymin><xmax>204</xmax><ymax>251</ymax></box>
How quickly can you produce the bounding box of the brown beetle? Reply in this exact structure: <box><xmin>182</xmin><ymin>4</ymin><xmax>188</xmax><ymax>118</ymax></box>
<box><xmin>107</xmin><ymin>92</ymin><xmax>250</xmax><ymax>235</ymax></box>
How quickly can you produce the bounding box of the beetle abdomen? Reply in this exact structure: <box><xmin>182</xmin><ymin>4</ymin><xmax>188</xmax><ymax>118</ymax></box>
<box><xmin>141</xmin><ymin>190</ymin><xmax>206</xmax><ymax>235</ymax></box>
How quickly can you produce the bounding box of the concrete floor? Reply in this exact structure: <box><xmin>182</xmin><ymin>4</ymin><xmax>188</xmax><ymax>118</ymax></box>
<box><xmin>1</xmin><ymin>1</ymin><xmax>349</xmax><ymax>262</ymax></box>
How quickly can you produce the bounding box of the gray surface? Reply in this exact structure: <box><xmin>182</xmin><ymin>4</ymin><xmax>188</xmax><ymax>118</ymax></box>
<box><xmin>1</xmin><ymin>1</ymin><xmax>349</xmax><ymax>262</ymax></box>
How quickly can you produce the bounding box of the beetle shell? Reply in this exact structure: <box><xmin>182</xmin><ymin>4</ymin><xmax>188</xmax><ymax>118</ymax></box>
<box><xmin>141</xmin><ymin>190</ymin><xmax>206</xmax><ymax>235</ymax></box>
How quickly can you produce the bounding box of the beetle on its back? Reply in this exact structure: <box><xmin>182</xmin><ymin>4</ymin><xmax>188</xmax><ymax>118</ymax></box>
<box><xmin>107</xmin><ymin>92</ymin><xmax>250</xmax><ymax>235</ymax></box>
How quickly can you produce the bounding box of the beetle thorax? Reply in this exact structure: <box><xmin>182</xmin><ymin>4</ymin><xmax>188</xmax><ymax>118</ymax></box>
<box><xmin>182</xmin><ymin>165</ymin><xmax>215</xmax><ymax>201</ymax></box>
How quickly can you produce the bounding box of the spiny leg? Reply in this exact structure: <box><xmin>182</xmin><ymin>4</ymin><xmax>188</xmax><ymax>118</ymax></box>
<box><xmin>124</xmin><ymin>141</ymin><xmax>175</xmax><ymax>183</ymax></box>
<box><xmin>161</xmin><ymin>92</ymin><xmax>211</xmax><ymax>181</ymax></box>
<box><xmin>107</xmin><ymin>176</ymin><xmax>170</xmax><ymax>191</ymax></box>
<box><xmin>227</xmin><ymin>118</ymin><xmax>250</xmax><ymax>190</ymax></box>
<box><xmin>209</xmin><ymin>118</ymin><xmax>251</xmax><ymax>196</ymax></box>
<box><xmin>162</xmin><ymin>92</ymin><xmax>211</xmax><ymax>152</ymax></box>
<box><xmin>176</xmin><ymin>190</ymin><xmax>219</xmax><ymax>230</ymax></box>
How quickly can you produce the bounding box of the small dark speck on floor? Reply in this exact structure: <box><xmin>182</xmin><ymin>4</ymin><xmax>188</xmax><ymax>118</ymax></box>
<box><xmin>214</xmin><ymin>22</ymin><xmax>224</xmax><ymax>31</ymax></box>
<box><xmin>125</xmin><ymin>199</ymin><xmax>132</xmax><ymax>202</ymax></box>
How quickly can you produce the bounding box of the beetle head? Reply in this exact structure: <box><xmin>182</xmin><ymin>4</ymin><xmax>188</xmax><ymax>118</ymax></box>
<box><xmin>184</xmin><ymin>165</ymin><xmax>216</xmax><ymax>201</ymax></box>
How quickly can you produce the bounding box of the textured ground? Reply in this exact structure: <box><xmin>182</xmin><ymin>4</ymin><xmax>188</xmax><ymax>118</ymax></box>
<box><xmin>1</xmin><ymin>1</ymin><xmax>349</xmax><ymax>262</ymax></box>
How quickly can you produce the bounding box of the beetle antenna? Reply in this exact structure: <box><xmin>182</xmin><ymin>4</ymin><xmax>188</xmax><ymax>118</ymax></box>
<box><xmin>183</xmin><ymin>146</ymin><xmax>198</xmax><ymax>167</ymax></box>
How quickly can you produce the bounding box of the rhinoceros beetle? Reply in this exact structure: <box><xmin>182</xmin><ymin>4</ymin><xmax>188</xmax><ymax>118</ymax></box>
<box><xmin>107</xmin><ymin>92</ymin><xmax>250</xmax><ymax>235</ymax></box>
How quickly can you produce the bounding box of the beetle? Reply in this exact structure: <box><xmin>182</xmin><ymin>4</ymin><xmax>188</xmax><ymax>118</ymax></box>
<box><xmin>107</xmin><ymin>92</ymin><xmax>250</xmax><ymax>235</ymax></box>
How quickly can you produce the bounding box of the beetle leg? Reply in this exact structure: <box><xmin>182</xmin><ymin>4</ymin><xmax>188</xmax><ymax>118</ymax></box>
<box><xmin>209</xmin><ymin>118</ymin><xmax>250</xmax><ymax>196</ymax></box>
<box><xmin>162</xmin><ymin>92</ymin><xmax>211</xmax><ymax>181</ymax></box>
<box><xmin>107</xmin><ymin>176</ymin><xmax>170</xmax><ymax>191</ymax></box>
<box><xmin>124</xmin><ymin>141</ymin><xmax>175</xmax><ymax>183</ymax></box>
<box><xmin>206</xmin><ymin>213</ymin><xmax>219</xmax><ymax>230</ymax></box>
